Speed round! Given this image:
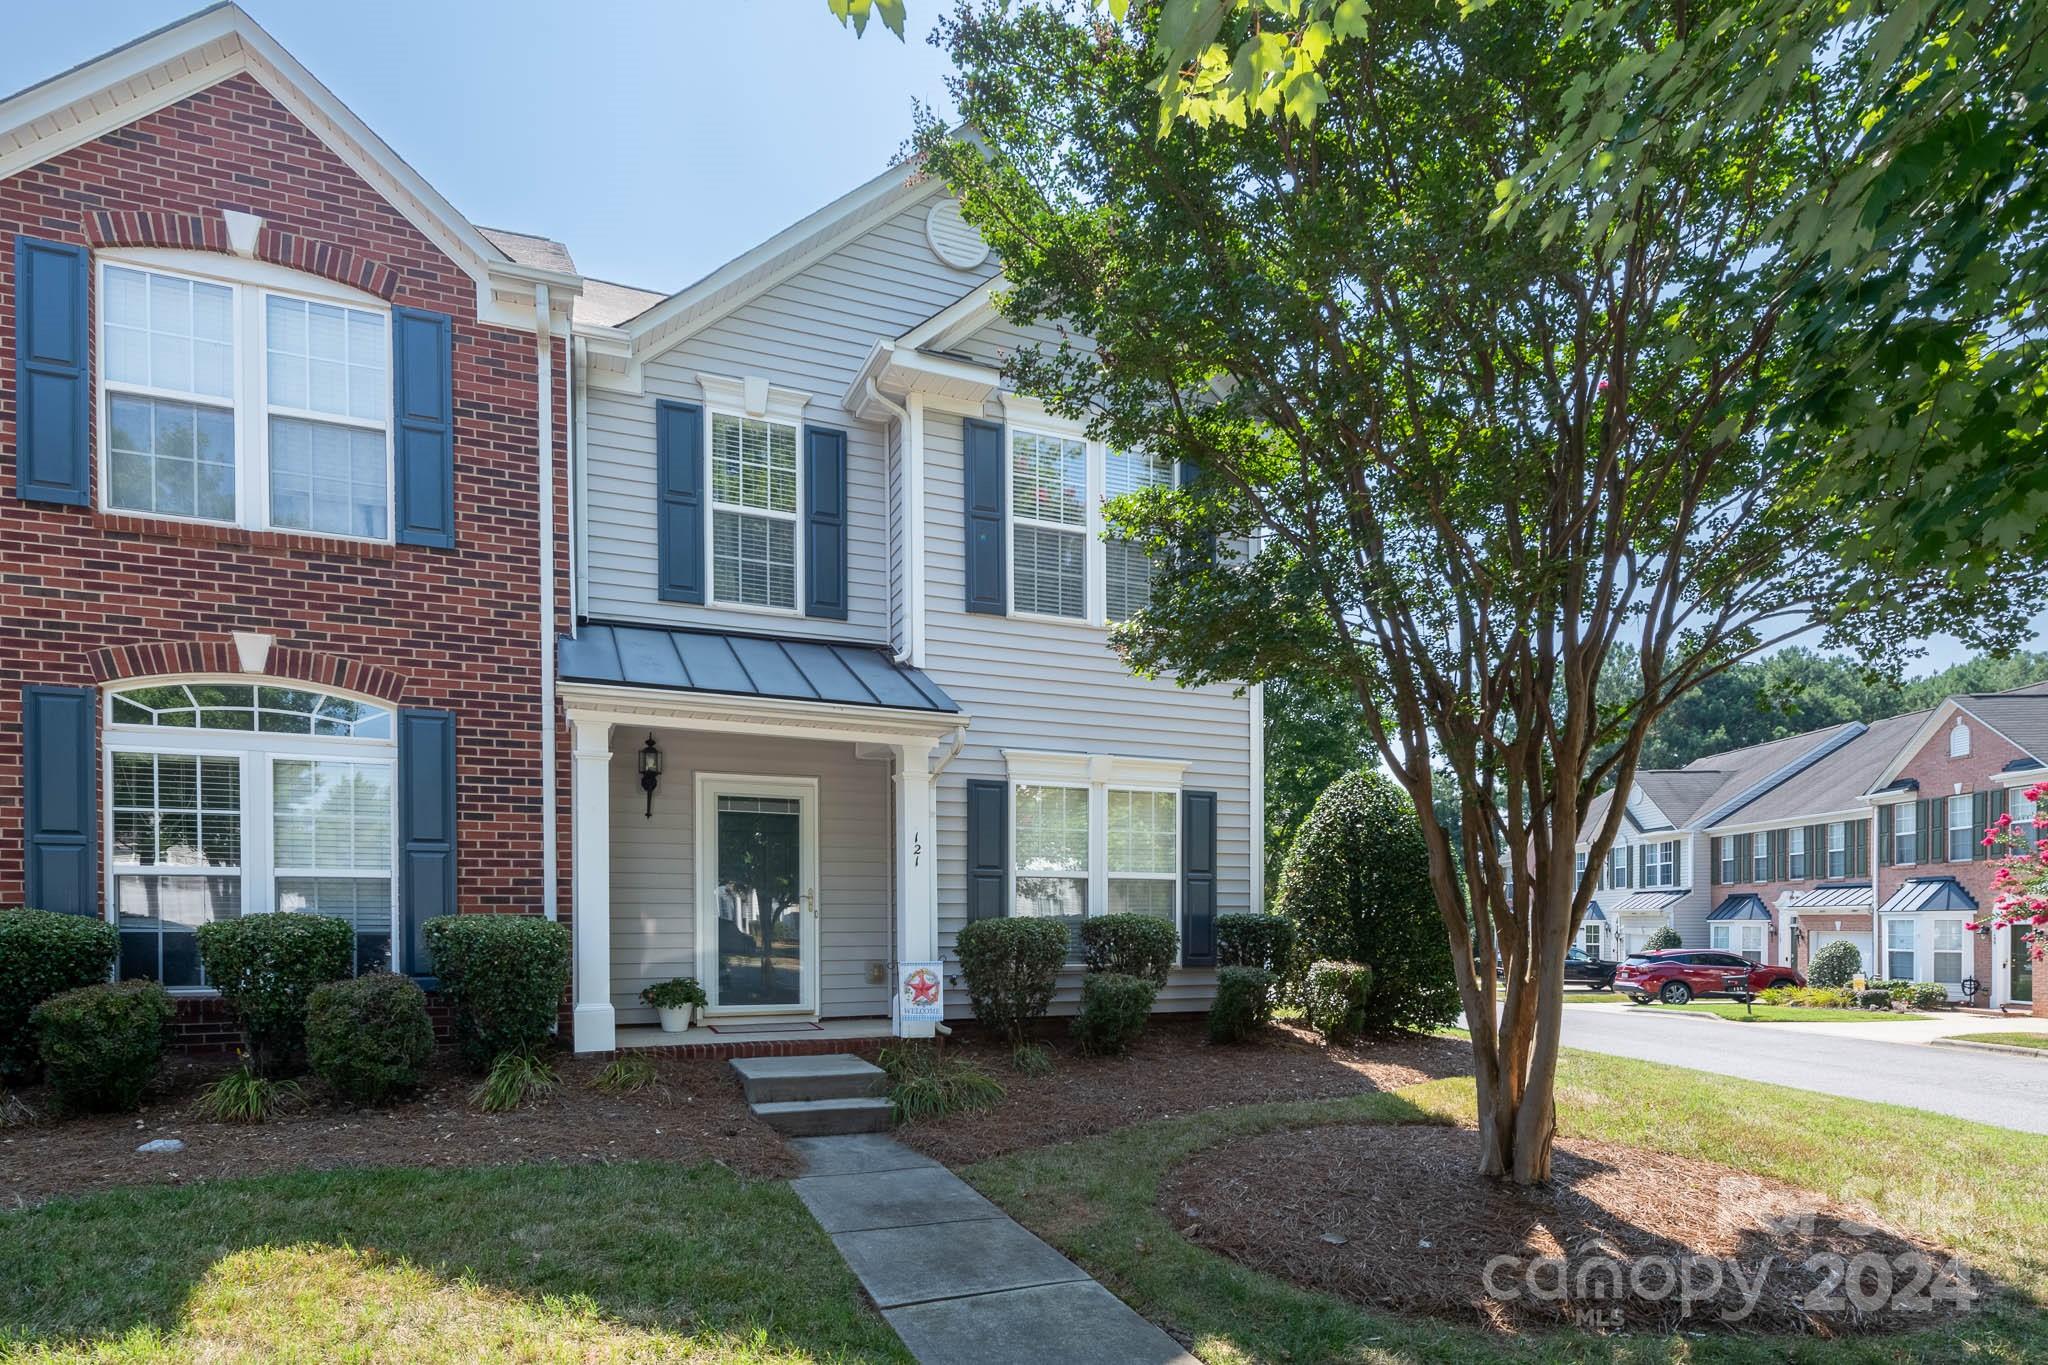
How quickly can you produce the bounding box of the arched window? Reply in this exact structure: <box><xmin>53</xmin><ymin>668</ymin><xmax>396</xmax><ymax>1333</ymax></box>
<box><xmin>1949</xmin><ymin>722</ymin><xmax>1971</xmax><ymax>758</ymax></box>
<box><xmin>105</xmin><ymin>681</ymin><xmax>396</xmax><ymax>990</ymax></box>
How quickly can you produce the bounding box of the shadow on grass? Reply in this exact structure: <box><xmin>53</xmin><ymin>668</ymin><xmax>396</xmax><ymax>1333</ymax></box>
<box><xmin>962</xmin><ymin>1061</ymin><xmax>2048</xmax><ymax>1364</ymax></box>
<box><xmin>0</xmin><ymin>1160</ymin><xmax>909</xmax><ymax>1363</ymax></box>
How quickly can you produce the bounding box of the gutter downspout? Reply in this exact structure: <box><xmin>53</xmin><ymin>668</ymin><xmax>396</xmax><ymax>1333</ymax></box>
<box><xmin>866</xmin><ymin>379</ymin><xmax>912</xmax><ymax>664</ymax></box>
<box><xmin>536</xmin><ymin>286</ymin><xmax>558</xmax><ymax>923</ymax></box>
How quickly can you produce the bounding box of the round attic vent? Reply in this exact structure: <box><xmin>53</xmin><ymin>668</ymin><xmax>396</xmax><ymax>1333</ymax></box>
<box><xmin>925</xmin><ymin>198</ymin><xmax>990</xmax><ymax>270</ymax></box>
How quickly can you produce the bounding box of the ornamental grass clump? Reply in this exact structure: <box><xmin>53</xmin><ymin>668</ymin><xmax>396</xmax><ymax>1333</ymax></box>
<box><xmin>194</xmin><ymin>912</ymin><xmax>354</xmax><ymax>1076</ymax></box>
<box><xmin>955</xmin><ymin>916</ymin><xmax>1070</xmax><ymax>1050</ymax></box>
<box><xmin>32</xmin><ymin>980</ymin><xmax>171</xmax><ymax>1113</ymax></box>
<box><xmin>194</xmin><ymin>1063</ymin><xmax>303</xmax><ymax>1124</ymax></box>
<box><xmin>471</xmin><ymin>1048</ymin><xmax>558</xmax><ymax>1113</ymax></box>
<box><xmin>591</xmin><ymin>1053</ymin><xmax>660</xmax><ymax>1095</ymax></box>
<box><xmin>0</xmin><ymin>908</ymin><xmax>120</xmax><ymax>1080</ymax></box>
<box><xmin>879</xmin><ymin>1042</ymin><xmax>1005</xmax><ymax>1123</ymax></box>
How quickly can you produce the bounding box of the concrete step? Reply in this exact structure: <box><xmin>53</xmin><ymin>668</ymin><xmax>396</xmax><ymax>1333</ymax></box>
<box><xmin>729</xmin><ymin>1054</ymin><xmax>886</xmax><ymax>1104</ymax></box>
<box><xmin>754</xmin><ymin>1096</ymin><xmax>895</xmax><ymax>1137</ymax></box>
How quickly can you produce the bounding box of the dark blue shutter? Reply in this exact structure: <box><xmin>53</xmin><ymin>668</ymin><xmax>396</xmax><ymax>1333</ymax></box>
<box><xmin>398</xmin><ymin>708</ymin><xmax>457</xmax><ymax>977</ymax></box>
<box><xmin>1178</xmin><ymin>460</ymin><xmax>1217</xmax><ymax>565</ymax></box>
<box><xmin>12</xmin><ymin>236</ymin><xmax>90</xmax><ymax>506</ymax></box>
<box><xmin>962</xmin><ymin>418</ymin><xmax>1005</xmax><ymax>614</ymax></box>
<box><xmin>1182</xmin><ymin>789</ymin><xmax>1218</xmax><ymax>966</ymax></box>
<box><xmin>965</xmin><ymin>778</ymin><xmax>1007</xmax><ymax>921</ymax></box>
<box><xmin>22</xmin><ymin>685</ymin><xmax>97</xmax><ymax>914</ymax></box>
<box><xmin>655</xmin><ymin>400</ymin><xmax>705</xmax><ymax>604</ymax></box>
<box><xmin>803</xmin><ymin>424</ymin><xmax>848</xmax><ymax>620</ymax></box>
<box><xmin>392</xmin><ymin>306</ymin><xmax>455</xmax><ymax>547</ymax></box>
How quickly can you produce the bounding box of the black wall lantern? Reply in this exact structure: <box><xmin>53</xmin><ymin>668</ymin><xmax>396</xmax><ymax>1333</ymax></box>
<box><xmin>638</xmin><ymin>734</ymin><xmax>663</xmax><ymax>817</ymax></box>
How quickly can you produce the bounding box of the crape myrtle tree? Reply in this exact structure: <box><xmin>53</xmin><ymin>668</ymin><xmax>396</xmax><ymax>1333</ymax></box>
<box><xmin>909</xmin><ymin>0</ymin><xmax>2024</xmax><ymax>1184</ymax></box>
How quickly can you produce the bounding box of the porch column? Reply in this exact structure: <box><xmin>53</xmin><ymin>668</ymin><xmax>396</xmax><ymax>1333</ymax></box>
<box><xmin>570</xmin><ymin>716</ymin><xmax>616</xmax><ymax>1053</ymax></box>
<box><xmin>894</xmin><ymin>739</ymin><xmax>938</xmax><ymax>1038</ymax></box>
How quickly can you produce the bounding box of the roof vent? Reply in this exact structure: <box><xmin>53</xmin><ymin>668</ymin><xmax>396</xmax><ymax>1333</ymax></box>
<box><xmin>1949</xmin><ymin>721</ymin><xmax>1971</xmax><ymax>758</ymax></box>
<box><xmin>926</xmin><ymin>199</ymin><xmax>990</xmax><ymax>271</ymax></box>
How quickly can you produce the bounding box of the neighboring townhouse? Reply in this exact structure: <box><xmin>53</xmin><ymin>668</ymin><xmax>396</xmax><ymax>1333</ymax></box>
<box><xmin>1579</xmin><ymin>683</ymin><xmax>2048</xmax><ymax>1012</ymax></box>
<box><xmin>0</xmin><ymin>7</ymin><xmax>576</xmax><ymax>1037</ymax></box>
<box><xmin>555</xmin><ymin>168</ymin><xmax>1261</xmax><ymax>1050</ymax></box>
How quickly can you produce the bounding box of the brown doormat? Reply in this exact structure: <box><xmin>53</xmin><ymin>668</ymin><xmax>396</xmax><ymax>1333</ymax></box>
<box><xmin>705</xmin><ymin>1021</ymin><xmax>824</xmax><ymax>1034</ymax></box>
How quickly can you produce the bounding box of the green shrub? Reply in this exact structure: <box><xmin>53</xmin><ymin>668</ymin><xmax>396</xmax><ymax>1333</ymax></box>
<box><xmin>1072</xmin><ymin>972</ymin><xmax>1157</xmax><ymax>1055</ymax></box>
<box><xmin>193</xmin><ymin>1064</ymin><xmax>302</xmax><ymax>1124</ymax></box>
<box><xmin>195</xmin><ymin>913</ymin><xmax>354</xmax><ymax>1076</ymax></box>
<box><xmin>31</xmin><ymin>980</ymin><xmax>170</xmax><ymax>1112</ymax></box>
<box><xmin>1078</xmin><ymin>913</ymin><xmax>1178</xmax><ymax>986</ymax></box>
<box><xmin>1905</xmin><ymin>982</ymin><xmax>1951</xmax><ymax>1010</ymax></box>
<box><xmin>424</xmin><ymin>915</ymin><xmax>572</xmax><ymax>1071</ymax></box>
<box><xmin>306</xmin><ymin>973</ymin><xmax>435</xmax><ymax>1103</ymax></box>
<box><xmin>471</xmin><ymin>1048</ymin><xmax>558</xmax><ymax>1112</ymax></box>
<box><xmin>0</xmin><ymin>908</ymin><xmax>119</xmax><ymax>1079</ymax></box>
<box><xmin>955</xmin><ymin>917</ymin><xmax>1070</xmax><ymax>1047</ymax></box>
<box><xmin>1872</xmin><ymin>978</ymin><xmax>1914</xmax><ymax>995</ymax></box>
<box><xmin>1208</xmin><ymin>965</ymin><xmax>1275</xmax><ymax>1043</ymax></box>
<box><xmin>1216</xmin><ymin>913</ymin><xmax>1297</xmax><ymax>975</ymax></box>
<box><xmin>1807</xmin><ymin>939</ymin><xmax>1863</xmax><ymax>989</ymax></box>
<box><xmin>1780</xmin><ymin>985</ymin><xmax>1854</xmax><ymax>1009</ymax></box>
<box><xmin>1272</xmin><ymin>771</ymin><xmax>1459</xmax><ymax>1032</ymax></box>
<box><xmin>1645</xmin><ymin>925</ymin><xmax>1683</xmax><ymax>951</ymax></box>
<box><xmin>879</xmin><ymin>1042</ymin><xmax>1005</xmax><ymax>1123</ymax></box>
<box><xmin>1856</xmin><ymin>988</ymin><xmax>1894</xmax><ymax>1010</ymax></box>
<box><xmin>1302</xmin><ymin>960</ymin><xmax>1376</xmax><ymax>1044</ymax></box>
<box><xmin>1758</xmin><ymin>985</ymin><xmax>1796</xmax><ymax>1006</ymax></box>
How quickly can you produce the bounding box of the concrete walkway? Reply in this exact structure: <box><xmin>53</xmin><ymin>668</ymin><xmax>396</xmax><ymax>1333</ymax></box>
<box><xmin>789</xmin><ymin>1133</ymin><xmax>1197</xmax><ymax>1365</ymax></box>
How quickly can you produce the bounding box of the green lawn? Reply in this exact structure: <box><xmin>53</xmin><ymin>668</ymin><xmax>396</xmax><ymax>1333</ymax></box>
<box><xmin>0</xmin><ymin>1162</ymin><xmax>908</xmax><ymax>1363</ymax></box>
<box><xmin>1649</xmin><ymin>1001</ymin><xmax>1932</xmax><ymax>1022</ymax></box>
<box><xmin>963</xmin><ymin>1050</ymin><xmax>2048</xmax><ymax>1363</ymax></box>
<box><xmin>1950</xmin><ymin>1032</ymin><xmax>2048</xmax><ymax>1050</ymax></box>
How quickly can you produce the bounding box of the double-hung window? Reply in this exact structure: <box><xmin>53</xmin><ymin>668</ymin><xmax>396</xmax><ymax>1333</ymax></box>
<box><xmin>1787</xmin><ymin>826</ymin><xmax>1807</xmax><ymax>880</ymax></box>
<box><xmin>106</xmin><ymin>682</ymin><xmax>396</xmax><ymax>989</ymax></box>
<box><xmin>1009</xmin><ymin>752</ymin><xmax>1186</xmax><ymax>958</ymax></box>
<box><xmin>99</xmin><ymin>255</ymin><xmax>392</xmax><ymax>538</ymax></box>
<box><xmin>1007</xmin><ymin>421</ymin><xmax>1173</xmax><ymax>624</ymax></box>
<box><xmin>1751</xmin><ymin>834</ymin><xmax>1771</xmax><ymax>883</ymax></box>
<box><xmin>1717</xmin><ymin>838</ymin><xmax>1736</xmax><ymax>884</ymax></box>
<box><xmin>1886</xmin><ymin>917</ymin><xmax>1916</xmax><ymax>981</ymax></box>
<box><xmin>1827</xmin><ymin>822</ymin><xmax>1848</xmax><ymax>878</ymax></box>
<box><xmin>1893</xmin><ymin>803</ymin><xmax>1919</xmax><ymax>865</ymax></box>
<box><xmin>1643</xmin><ymin>841</ymin><xmax>1677</xmax><ymax>888</ymax></box>
<box><xmin>1710</xmin><ymin>921</ymin><xmax>1765</xmax><ymax>963</ymax></box>
<box><xmin>709</xmin><ymin>411</ymin><xmax>800</xmax><ymax>610</ymax></box>
<box><xmin>2013</xmin><ymin>788</ymin><xmax>2039</xmax><ymax>847</ymax></box>
<box><xmin>1606</xmin><ymin>846</ymin><xmax>1629</xmax><ymax>889</ymax></box>
<box><xmin>1948</xmin><ymin>796</ymin><xmax>1977</xmax><ymax>862</ymax></box>
<box><xmin>1930</xmin><ymin>919</ymin><xmax>1965</xmax><ymax>988</ymax></box>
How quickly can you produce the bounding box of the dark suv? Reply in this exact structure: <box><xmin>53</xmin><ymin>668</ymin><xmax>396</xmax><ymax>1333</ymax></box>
<box><xmin>1565</xmin><ymin>947</ymin><xmax>1619</xmax><ymax>991</ymax></box>
<box><xmin>1616</xmin><ymin>950</ymin><xmax>1803</xmax><ymax>1005</ymax></box>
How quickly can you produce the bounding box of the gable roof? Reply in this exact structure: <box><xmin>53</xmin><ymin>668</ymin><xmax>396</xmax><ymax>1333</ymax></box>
<box><xmin>1953</xmin><ymin>694</ymin><xmax>2048</xmax><ymax>769</ymax></box>
<box><xmin>478</xmin><ymin>226</ymin><xmax>576</xmax><ymax>276</ymax></box>
<box><xmin>1631</xmin><ymin>771</ymin><xmax>1727</xmax><ymax>828</ymax></box>
<box><xmin>577</xmin><ymin>278</ymin><xmax>669</xmax><ymax>329</ymax></box>
<box><xmin>1708</xmin><ymin>893</ymin><xmax>1772</xmax><ymax>922</ymax></box>
<box><xmin>1711</xmin><ymin>710</ymin><xmax>1927</xmax><ymax>827</ymax></box>
<box><xmin>0</xmin><ymin>3</ymin><xmax>577</xmax><ymax>328</ymax></box>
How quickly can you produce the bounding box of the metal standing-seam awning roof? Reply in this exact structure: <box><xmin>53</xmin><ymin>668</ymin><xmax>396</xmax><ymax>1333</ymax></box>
<box><xmin>1786</xmin><ymin>882</ymin><xmax>1875</xmax><ymax>911</ymax></box>
<box><xmin>1708</xmin><ymin>893</ymin><xmax>1774</xmax><ymax>922</ymax></box>
<box><xmin>1582</xmin><ymin>900</ymin><xmax>1609</xmax><ymax>923</ymax></box>
<box><xmin>1601</xmin><ymin>889</ymin><xmax>1689</xmax><ymax>918</ymax></box>
<box><xmin>1877</xmin><ymin>876</ymin><xmax>1979</xmax><ymax>915</ymax></box>
<box><xmin>559</xmin><ymin>622</ymin><xmax>960</xmax><ymax>714</ymax></box>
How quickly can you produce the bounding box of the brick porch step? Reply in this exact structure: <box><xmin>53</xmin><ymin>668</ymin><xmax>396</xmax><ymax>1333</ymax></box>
<box><xmin>731</xmin><ymin>1054</ymin><xmax>894</xmax><ymax>1136</ymax></box>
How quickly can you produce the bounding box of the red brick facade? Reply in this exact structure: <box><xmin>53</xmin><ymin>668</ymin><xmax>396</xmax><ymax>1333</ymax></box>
<box><xmin>0</xmin><ymin>74</ymin><xmax>571</xmax><ymax>941</ymax></box>
<box><xmin>1705</xmin><ymin>822</ymin><xmax>1869</xmax><ymax>968</ymax></box>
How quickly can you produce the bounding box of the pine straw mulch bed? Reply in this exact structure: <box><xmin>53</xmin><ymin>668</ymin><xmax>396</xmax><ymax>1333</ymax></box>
<box><xmin>895</xmin><ymin>1016</ymin><xmax>1471</xmax><ymax>1167</ymax></box>
<box><xmin>0</xmin><ymin>1051</ymin><xmax>791</xmax><ymax>1209</ymax></box>
<box><xmin>1164</xmin><ymin>1123</ymin><xmax>1981</xmax><ymax>1338</ymax></box>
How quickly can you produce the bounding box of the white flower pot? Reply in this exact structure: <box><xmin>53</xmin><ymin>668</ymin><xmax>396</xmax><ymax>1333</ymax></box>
<box><xmin>657</xmin><ymin>1004</ymin><xmax>694</xmax><ymax>1034</ymax></box>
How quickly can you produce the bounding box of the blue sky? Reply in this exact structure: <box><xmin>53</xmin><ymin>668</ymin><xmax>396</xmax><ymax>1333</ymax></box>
<box><xmin>6</xmin><ymin>3</ymin><xmax>2040</xmax><ymax>673</ymax></box>
<box><xmin>0</xmin><ymin>0</ymin><xmax>956</xmax><ymax>292</ymax></box>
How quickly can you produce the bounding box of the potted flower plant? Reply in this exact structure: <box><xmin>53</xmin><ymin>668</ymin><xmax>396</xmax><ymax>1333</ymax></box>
<box><xmin>641</xmin><ymin>977</ymin><xmax>708</xmax><ymax>1033</ymax></box>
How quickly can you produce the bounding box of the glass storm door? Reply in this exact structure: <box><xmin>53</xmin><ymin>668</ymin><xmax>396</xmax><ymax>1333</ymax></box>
<box><xmin>699</xmin><ymin>778</ymin><xmax>816</xmax><ymax>1013</ymax></box>
<box><xmin>2013</xmin><ymin>926</ymin><xmax>2035</xmax><ymax>1004</ymax></box>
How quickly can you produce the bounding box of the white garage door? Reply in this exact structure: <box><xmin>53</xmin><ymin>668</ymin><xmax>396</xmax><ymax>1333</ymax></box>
<box><xmin>1808</xmin><ymin>931</ymin><xmax>1872</xmax><ymax>973</ymax></box>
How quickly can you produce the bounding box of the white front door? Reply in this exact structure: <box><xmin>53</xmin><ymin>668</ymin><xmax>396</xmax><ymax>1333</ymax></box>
<box><xmin>695</xmin><ymin>774</ymin><xmax>819</xmax><ymax>1015</ymax></box>
<box><xmin>1807</xmin><ymin>930</ymin><xmax>1872</xmax><ymax>976</ymax></box>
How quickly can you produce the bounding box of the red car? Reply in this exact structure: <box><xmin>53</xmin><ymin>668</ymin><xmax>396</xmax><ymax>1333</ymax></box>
<box><xmin>1616</xmin><ymin>950</ymin><xmax>1804</xmax><ymax>1005</ymax></box>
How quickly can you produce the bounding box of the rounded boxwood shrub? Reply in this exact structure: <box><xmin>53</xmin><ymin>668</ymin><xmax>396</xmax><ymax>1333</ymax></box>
<box><xmin>1077</xmin><ymin>913</ymin><xmax>1177</xmax><ymax>987</ymax></box>
<box><xmin>306</xmin><ymin>973</ymin><xmax>436</xmax><ymax>1103</ymax></box>
<box><xmin>1216</xmin><ymin>913</ymin><xmax>1297</xmax><ymax>976</ymax></box>
<box><xmin>0</xmin><ymin>907</ymin><xmax>119</xmax><ymax>1079</ymax></box>
<box><xmin>1645</xmin><ymin>925</ymin><xmax>1683</xmax><ymax>951</ymax></box>
<box><xmin>1302</xmin><ymin>960</ymin><xmax>1375</xmax><ymax>1044</ymax></box>
<box><xmin>424</xmin><ymin>915</ymin><xmax>571</xmax><ymax>1070</ymax></box>
<box><xmin>1905</xmin><ymin>981</ymin><xmax>1951</xmax><ymax>1010</ymax></box>
<box><xmin>1806</xmin><ymin>939</ymin><xmax>1862</xmax><ymax>989</ymax></box>
<box><xmin>1072</xmin><ymin>972</ymin><xmax>1157</xmax><ymax>1055</ymax></box>
<box><xmin>1273</xmin><ymin>771</ymin><xmax>1459</xmax><ymax>1033</ymax></box>
<box><xmin>195</xmin><ymin>912</ymin><xmax>354</xmax><ymax>1076</ymax></box>
<box><xmin>1207</xmin><ymin>965</ymin><xmax>1275</xmax><ymax>1044</ymax></box>
<box><xmin>32</xmin><ymin>980</ymin><xmax>171</xmax><ymax>1112</ymax></box>
<box><xmin>955</xmin><ymin>917</ymin><xmax>1070</xmax><ymax>1047</ymax></box>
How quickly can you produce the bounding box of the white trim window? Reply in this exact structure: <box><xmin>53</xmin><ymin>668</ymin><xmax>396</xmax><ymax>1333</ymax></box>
<box><xmin>105</xmin><ymin>681</ymin><xmax>397</xmax><ymax>989</ymax></box>
<box><xmin>709</xmin><ymin>411</ymin><xmax>800</xmax><ymax>611</ymax></box>
<box><xmin>1103</xmin><ymin>447</ymin><xmax>1172</xmax><ymax>622</ymax></box>
<box><xmin>1751</xmin><ymin>834</ymin><xmax>1771</xmax><ymax>883</ymax></box>
<box><xmin>1930</xmin><ymin>917</ymin><xmax>1965</xmax><ymax>989</ymax></box>
<box><xmin>1787</xmin><ymin>826</ymin><xmax>1807</xmax><ymax>880</ymax></box>
<box><xmin>1718</xmin><ymin>838</ymin><xmax>1737</xmax><ymax>884</ymax></box>
<box><xmin>1886</xmin><ymin>916</ymin><xmax>1916</xmax><ymax>980</ymax></box>
<box><xmin>1006</xmin><ymin>750</ymin><xmax>1189</xmax><ymax>958</ymax></box>
<box><xmin>1827</xmin><ymin>821</ymin><xmax>1849</xmax><ymax>878</ymax></box>
<box><xmin>1107</xmin><ymin>788</ymin><xmax>1178</xmax><ymax>919</ymax></box>
<box><xmin>1605</xmin><ymin>845</ymin><xmax>1629</xmax><ymax>890</ymax></box>
<box><xmin>1947</xmin><ymin>796</ymin><xmax>1977</xmax><ymax>862</ymax></box>
<box><xmin>1010</xmin><ymin>429</ymin><xmax>1089</xmax><ymax>619</ymax></box>
<box><xmin>1578</xmin><ymin>921</ymin><xmax>1604</xmax><ymax>960</ymax></box>
<box><xmin>1643</xmin><ymin>840</ymin><xmax>1678</xmax><ymax>888</ymax></box>
<box><xmin>98</xmin><ymin>253</ymin><xmax>392</xmax><ymax>539</ymax></box>
<box><xmin>1013</xmin><ymin>782</ymin><xmax>1090</xmax><ymax>944</ymax></box>
<box><xmin>2013</xmin><ymin>787</ymin><xmax>2039</xmax><ymax>845</ymax></box>
<box><xmin>1894</xmin><ymin>802</ymin><xmax>1920</xmax><ymax>865</ymax></box>
<box><xmin>1710</xmin><ymin>921</ymin><xmax>1766</xmax><ymax>963</ymax></box>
